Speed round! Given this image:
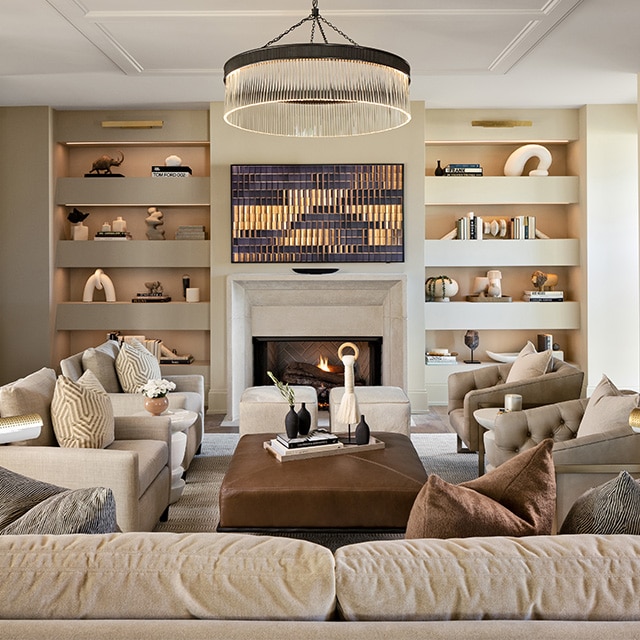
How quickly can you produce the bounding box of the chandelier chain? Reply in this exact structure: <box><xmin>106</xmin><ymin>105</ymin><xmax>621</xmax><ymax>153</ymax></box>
<box><xmin>262</xmin><ymin>0</ymin><xmax>359</xmax><ymax>48</ymax></box>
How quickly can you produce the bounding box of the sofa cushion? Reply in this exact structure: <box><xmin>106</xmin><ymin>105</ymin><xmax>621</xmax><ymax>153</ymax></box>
<box><xmin>51</xmin><ymin>370</ymin><xmax>115</xmax><ymax>448</ymax></box>
<box><xmin>505</xmin><ymin>341</ymin><xmax>552</xmax><ymax>383</ymax></box>
<box><xmin>577</xmin><ymin>374</ymin><xmax>639</xmax><ymax>438</ymax></box>
<box><xmin>0</xmin><ymin>367</ymin><xmax>57</xmax><ymax>446</ymax></box>
<box><xmin>82</xmin><ymin>341</ymin><xmax>122</xmax><ymax>393</ymax></box>
<box><xmin>116</xmin><ymin>338</ymin><xmax>162</xmax><ymax>393</ymax></box>
<box><xmin>405</xmin><ymin>439</ymin><xmax>555</xmax><ymax>538</ymax></box>
<box><xmin>1</xmin><ymin>487</ymin><xmax>119</xmax><ymax>535</ymax></box>
<box><xmin>560</xmin><ymin>470</ymin><xmax>640</xmax><ymax>534</ymax></box>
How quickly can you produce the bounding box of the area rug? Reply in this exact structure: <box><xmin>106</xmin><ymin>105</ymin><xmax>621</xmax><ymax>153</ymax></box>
<box><xmin>154</xmin><ymin>432</ymin><xmax>478</xmax><ymax>549</ymax></box>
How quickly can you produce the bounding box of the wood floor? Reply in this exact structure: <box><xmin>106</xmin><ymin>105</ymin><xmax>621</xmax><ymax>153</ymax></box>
<box><xmin>204</xmin><ymin>405</ymin><xmax>453</xmax><ymax>435</ymax></box>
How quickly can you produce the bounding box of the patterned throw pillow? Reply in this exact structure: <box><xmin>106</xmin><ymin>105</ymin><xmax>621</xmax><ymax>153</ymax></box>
<box><xmin>560</xmin><ymin>471</ymin><xmax>640</xmax><ymax>534</ymax></box>
<box><xmin>51</xmin><ymin>370</ymin><xmax>115</xmax><ymax>448</ymax></box>
<box><xmin>115</xmin><ymin>338</ymin><xmax>162</xmax><ymax>393</ymax></box>
<box><xmin>405</xmin><ymin>439</ymin><xmax>556</xmax><ymax>539</ymax></box>
<box><xmin>505</xmin><ymin>341</ymin><xmax>552</xmax><ymax>383</ymax></box>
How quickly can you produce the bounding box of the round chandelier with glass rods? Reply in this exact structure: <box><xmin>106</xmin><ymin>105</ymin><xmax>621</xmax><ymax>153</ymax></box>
<box><xmin>223</xmin><ymin>0</ymin><xmax>411</xmax><ymax>137</ymax></box>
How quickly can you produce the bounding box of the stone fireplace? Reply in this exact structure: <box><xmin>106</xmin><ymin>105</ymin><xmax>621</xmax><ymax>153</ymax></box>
<box><xmin>227</xmin><ymin>274</ymin><xmax>406</xmax><ymax>422</ymax></box>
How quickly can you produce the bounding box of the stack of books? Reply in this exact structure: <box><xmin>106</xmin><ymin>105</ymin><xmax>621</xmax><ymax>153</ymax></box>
<box><xmin>523</xmin><ymin>290</ymin><xmax>564</xmax><ymax>302</ymax></box>
<box><xmin>445</xmin><ymin>163</ymin><xmax>483</xmax><ymax>177</ymax></box>
<box><xmin>132</xmin><ymin>293</ymin><xmax>171</xmax><ymax>303</ymax></box>
<box><xmin>426</xmin><ymin>351</ymin><xmax>458</xmax><ymax>365</ymax></box>
<box><xmin>94</xmin><ymin>231</ymin><xmax>131</xmax><ymax>241</ymax></box>
<box><xmin>511</xmin><ymin>216</ymin><xmax>537</xmax><ymax>239</ymax></box>
<box><xmin>175</xmin><ymin>225</ymin><xmax>206</xmax><ymax>240</ymax></box>
<box><xmin>269</xmin><ymin>430</ymin><xmax>342</xmax><ymax>457</ymax></box>
<box><xmin>151</xmin><ymin>165</ymin><xmax>192</xmax><ymax>178</ymax></box>
<box><xmin>456</xmin><ymin>211</ymin><xmax>483</xmax><ymax>240</ymax></box>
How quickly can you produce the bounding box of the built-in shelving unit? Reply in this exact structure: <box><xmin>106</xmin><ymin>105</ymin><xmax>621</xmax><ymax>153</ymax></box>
<box><xmin>52</xmin><ymin>110</ymin><xmax>211</xmax><ymax>390</ymax></box>
<box><xmin>424</xmin><ymin>109</ymin><xmax>582</xmax><ymax>403</ymax></box>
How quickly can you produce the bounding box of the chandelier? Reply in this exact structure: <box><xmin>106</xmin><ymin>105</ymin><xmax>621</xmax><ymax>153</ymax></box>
<box><xmin>223</xmin><ymin>1</ymin><xmax>411</xmax><ymax>137</ymax></box>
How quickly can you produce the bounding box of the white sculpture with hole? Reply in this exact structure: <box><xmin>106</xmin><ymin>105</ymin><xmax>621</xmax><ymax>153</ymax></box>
<box><xmin>504</xmin><ymin>144</ymin><xmax>552</xmax><ymax>176</ymax></box>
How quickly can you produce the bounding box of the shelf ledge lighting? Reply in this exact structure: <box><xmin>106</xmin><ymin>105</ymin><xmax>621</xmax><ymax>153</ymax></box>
<box><xmin>101</xmin><ymin>121</ymin><xmax>164</xmax><ymax>129</ymax></box>
<box><xmin>471</xmin><ymin>120</ymin><xmax>533</xmax><ymax>128</ymax></box>
<box><xmin>223</xmin><ymin>0</ymin><xmax>411</xmax><ymax>137</ymax></box>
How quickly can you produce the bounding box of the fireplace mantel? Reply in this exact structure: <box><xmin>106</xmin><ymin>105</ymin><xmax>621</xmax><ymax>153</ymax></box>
<box><xmin>226</xmin><ymin>273</ymin><xmax>407</xmax><ymax>422</ymax></box>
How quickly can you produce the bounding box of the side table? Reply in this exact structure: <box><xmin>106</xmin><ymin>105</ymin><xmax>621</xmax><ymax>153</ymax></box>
<box><xmin>135</xmin><ymin>409</ymin><xmax>197</xmax><ymax>503</ymax></box>
<box><xmin>473</xmin><ymin>407</ymin><xmax>503</xmax><ymax>476</ymax></box>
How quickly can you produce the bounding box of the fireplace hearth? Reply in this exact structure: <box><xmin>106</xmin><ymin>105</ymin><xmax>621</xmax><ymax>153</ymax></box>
<box><xmin>253</xmin><ymin>338</ymin><xmax>382</xmax><ymax>407</ymax></box>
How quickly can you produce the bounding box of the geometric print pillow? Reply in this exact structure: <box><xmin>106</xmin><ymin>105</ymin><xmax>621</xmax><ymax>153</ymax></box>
<box><xmin>51</xmin><ymin>370</ymin><xmax>115</xmax><ymax>448</ymax></box>
<box><xmin>115</xmin><ymin>338</ymin><xmax>162</xmax><ymax>393</ymax></box>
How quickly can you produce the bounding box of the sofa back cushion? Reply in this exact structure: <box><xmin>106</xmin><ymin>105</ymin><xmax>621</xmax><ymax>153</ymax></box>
<box><xmin>0</xmin><ymin>368</ymin><xmax>57</xmax><ymax>446</ymax></box>
<box><xmin>51</xmin><ymin>371</ymin><xmax>115</xmax><ymax>448</ymax></box>
<box><xmin>0</xmin><ymin>532</ymin><xmax>336</xmax><ymax>620</ymax></box>
<box><xmin>116</xmin><ymin>338</ymin><xmax>162</xmax><ymax>393</ymax></box>
<box><xmin>81</xmin><ymin>340</ymin><xmax>122</xmax><ymax>393</ymax></box>
<box><xmin>577</xmin><ymin>374</ymin><xmax>639</xmax><ymax>437</ymax></box>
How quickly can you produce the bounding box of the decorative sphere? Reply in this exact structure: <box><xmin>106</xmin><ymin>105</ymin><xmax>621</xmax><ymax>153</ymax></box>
<box><xmin>165</xmin><ymin>155</ymin><xmax>182</xmax><ymax>166</ymax></box>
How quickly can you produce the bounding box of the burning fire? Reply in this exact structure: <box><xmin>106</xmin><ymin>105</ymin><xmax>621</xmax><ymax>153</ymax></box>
<box><xmin>317</xmin><ymin>356</ymin><xmax>331</xmax><ymax>372</ymax></box>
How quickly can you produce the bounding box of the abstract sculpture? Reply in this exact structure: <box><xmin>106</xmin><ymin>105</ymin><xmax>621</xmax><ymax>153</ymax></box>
<box><xmin>504</xmin><ymin>144</ymin><xmax>552</xmax><ymax>176</ymax></box>
<box><xmin>336</xmin><ymin>342</ymin><xmax>361</xmax><ymax>443</ymax></box>
<box><xmin>82</xmin><ymin>269</ymin><xmax>116</xmax><ymax>302</ymax></box>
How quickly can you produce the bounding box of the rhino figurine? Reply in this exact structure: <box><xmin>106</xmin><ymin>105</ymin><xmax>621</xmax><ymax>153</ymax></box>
<box><xmin>88</xmin><ymin>151</ymin><xmax>124</xmax><ymax>175</ymax></box>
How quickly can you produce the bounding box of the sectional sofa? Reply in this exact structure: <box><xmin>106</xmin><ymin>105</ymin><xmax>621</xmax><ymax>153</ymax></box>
<box><xmin>1</xmin><ymin>531</ymin><xmax>640</xmax><ymax>638</ymax></box>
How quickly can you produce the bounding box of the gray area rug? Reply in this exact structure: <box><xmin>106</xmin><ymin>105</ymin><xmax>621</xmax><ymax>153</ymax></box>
<box><xmin>154</xmin><ymin>433</ymin><xmax>478</xmax><ymax>549</ymax></box>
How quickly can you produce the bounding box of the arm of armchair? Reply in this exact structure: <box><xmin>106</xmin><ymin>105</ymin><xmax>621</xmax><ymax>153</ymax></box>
<box><xmin>447</xmin><ymin>363</ymin><xmax>512</xmax><ymax>412</ymax></box>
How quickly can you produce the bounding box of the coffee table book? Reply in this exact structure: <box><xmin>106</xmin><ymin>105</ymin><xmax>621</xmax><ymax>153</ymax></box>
<box><xmin>276</xmin><ymin>430</ymin><xmax>339</xmax><ymax>449</ymax></box>
<box><xmin>264</xmin><ymin>436</ymin><xmax>385</xmax><ymax>463</ymax></box>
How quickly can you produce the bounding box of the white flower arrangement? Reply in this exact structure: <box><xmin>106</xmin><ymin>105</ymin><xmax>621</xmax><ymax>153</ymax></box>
<box><xmin>141</xmin><ymin>378</ymin><xmax>176</xmax><ymax>398</ymax></box>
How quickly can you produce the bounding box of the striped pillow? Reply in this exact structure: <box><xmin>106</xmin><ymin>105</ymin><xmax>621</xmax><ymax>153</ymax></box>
<box><xmin>51</xmin><ymin>370</ymin><xmax>115</xmax><ymax>448</ymax></box>
<box><xmin>115</xmin><ymin>338</ymin><xmax>162</xmax><ymax>393</ymax></box>
<box><xmin>560</xmin><ymin>471</ymin><xmax>640</xmax><ymax>534</ymax></box>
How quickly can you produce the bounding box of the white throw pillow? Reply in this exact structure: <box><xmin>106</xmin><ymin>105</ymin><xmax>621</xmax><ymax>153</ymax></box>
<box><xmin>115</xmin><ymin>338</ymin><xmax>162</xmax><ymax>393</ymax></box>
<box><xmin>577</xmin><ymin>375</ymin><xmax>640</xmax><ymax>438</ymax></box>
<box><xmin>505</xmin><ymin>341</ymin><xmax>552</xmax><ymax>384</ymax></box>
<box><xmin>51</xmin><ymin>370</ymin><xmax>115</xmax><ymax>448</ymax></box>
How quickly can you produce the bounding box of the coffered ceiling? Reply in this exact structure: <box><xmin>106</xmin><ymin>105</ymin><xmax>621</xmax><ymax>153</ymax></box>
<box><xmin>1</xmin><ymin>0</ymin><xmax>638</xmax><ymax>110</ymax></box>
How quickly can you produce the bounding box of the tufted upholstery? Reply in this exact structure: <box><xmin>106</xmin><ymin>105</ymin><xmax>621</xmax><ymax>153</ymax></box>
<box><xmin>447</xmin><ymin>358</ymin><xmax>584</xmax><ymax>455</ymax></box>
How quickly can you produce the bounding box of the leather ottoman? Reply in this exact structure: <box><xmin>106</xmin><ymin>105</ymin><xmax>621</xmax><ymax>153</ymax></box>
<box><xmin>218</xmin><ymin>432</ymin><xmax>427</xmax><ymax>530</ymax></box>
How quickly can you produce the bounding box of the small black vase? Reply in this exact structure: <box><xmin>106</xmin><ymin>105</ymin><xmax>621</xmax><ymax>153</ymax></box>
<box><xmin>285</xmin><ymin>405</ymin><xmax>299</xmax><ymax>439</ymax></box>
<box><xmin>297</xmin><ymin>402</ymin><xmax>311</xmax><ymax>436</ymax></box>
<box><xmin>355</xmin><ymin>414</ymin><xmax>370</xmax><ymax>445</ymax></box>
<box><xmin>434</xmin><ymin>160</ymin><xmax>444</xmax><ymax>176</ymax></box>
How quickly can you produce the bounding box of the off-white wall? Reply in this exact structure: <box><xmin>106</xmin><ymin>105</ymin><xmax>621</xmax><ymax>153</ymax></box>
<box><xmin>580</xmin><ymin>104</ymin><xmax>639</xmax><ymax>393</ymax></box>
<box><xmin>0</xmin><ymin>107</ymin><xmax>53</xmax><ymax>384</ymax></box>
<box><xmin>208</xmin><ymin>101</ymin><xmax>427</xmax><ymax>414</ymax></box>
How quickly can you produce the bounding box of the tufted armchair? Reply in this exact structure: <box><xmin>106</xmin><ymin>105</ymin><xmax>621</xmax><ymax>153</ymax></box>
<box><xmin>483</xmin><ymin>396</ymin><xmax>640</xmax><ymax>526</ymax></box>
<box><xmin>448</xmin><ymin>358</ymin><xmax>584</xmax><ymax>471</ymax></box>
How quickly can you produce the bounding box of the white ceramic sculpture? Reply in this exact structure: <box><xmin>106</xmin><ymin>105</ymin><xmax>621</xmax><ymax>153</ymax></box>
<box><xmin>504</xmin><ymin>144</ymin><xmax>552</xmax><ymax>176</ymax></box>
<box><xmin>82</xmin><ymin>268</ymin><xmax>116</xmax><ymax>302</ymax></box>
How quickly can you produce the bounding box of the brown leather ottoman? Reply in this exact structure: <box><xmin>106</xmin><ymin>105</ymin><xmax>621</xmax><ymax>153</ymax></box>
<box><xmin>218</xmin><ymin>432</ymin><xmax>427</xmax><ymax>531</ymax></box>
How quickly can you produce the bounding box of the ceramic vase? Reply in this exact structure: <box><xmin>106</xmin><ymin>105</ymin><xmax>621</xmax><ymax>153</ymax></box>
<box><xmin>355</xmin><ymin>414</ymin><xmax>370</xmax><ymax>445</ymax></box>
<box><xmin>297</xmin><ymin>402</ymin><xmax>311</xmax><ymax>436</ymax></box>
<box><xmin>285</xmin><ymin>405</ymin><xmax>299</xmax><ymax>439</ymax></box>
<box><xmin>434</xmin><ymin>160</ymin><xmax>444</xmax><ymax>176</ymax></box>
<box><xmin>144</xmin><ymin>396</ymin><xmax>169</xmax><ymax>416</ymax></box>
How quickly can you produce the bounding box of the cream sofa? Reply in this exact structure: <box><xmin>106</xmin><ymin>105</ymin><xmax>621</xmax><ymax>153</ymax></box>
<box><xmin>60</xmin><ymin>340</ymin><xmax>204</xmax><ymax>470</ymax></box>
<box><xmin>1</xmin><ymin>531</ymin><xmax>640</xmax><ymax>638</ymax></box>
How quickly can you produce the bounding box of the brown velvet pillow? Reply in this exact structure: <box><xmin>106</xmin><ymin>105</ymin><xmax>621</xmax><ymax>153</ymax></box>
<box><xmin>405</xmin><ymin>439</ymin><xmax>555</xmax><ymax>539</ymax></box>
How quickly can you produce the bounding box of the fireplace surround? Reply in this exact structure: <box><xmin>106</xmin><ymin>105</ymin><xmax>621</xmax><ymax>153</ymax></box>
<box><xmin>227</xmin><ymin>274</ymin><xmax>406</xmax><ymax>422</ymax></box>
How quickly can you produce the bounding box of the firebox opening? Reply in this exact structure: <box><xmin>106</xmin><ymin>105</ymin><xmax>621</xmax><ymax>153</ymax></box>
<box><xmin>253</xmin><ymin>337</ymin><xmax>382</xmax><ymax>408</ymax></box>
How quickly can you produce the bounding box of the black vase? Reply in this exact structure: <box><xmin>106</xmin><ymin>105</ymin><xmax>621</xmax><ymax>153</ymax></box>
<box><xmin>434</xmin><ymin>159</ymin><xmax>444</xmax><ymax>176</ymax></box>
<box><xmin>285</xmin><ymin>405</ymin><xmax>299</xmax><ymax>439</ymax></box>
<box><xmin>297</xmin><ymin>402</ymin><xmax>311</xmax><ymax>436</ymax></box>
<box><xmin>355</xmin><ymin>414</ymin><xmax>370</xmax><ymax>445</ymax></box>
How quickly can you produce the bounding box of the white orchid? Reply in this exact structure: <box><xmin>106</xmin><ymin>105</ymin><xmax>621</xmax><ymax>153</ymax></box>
<box><xmin>140</xmin><ymin>378</ymin><xmax>176</xmax><ymax>398</ymax></box>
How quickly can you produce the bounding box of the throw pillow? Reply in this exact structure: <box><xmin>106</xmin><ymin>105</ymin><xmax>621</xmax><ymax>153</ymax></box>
<box><xmin>505</xmin><ymin>341</ymin><xmax>552</xmax><ymax>383</ymax></box>
<box><xmin>0</xmin><ymin>466</ymin><xmax>66</xmax><ymax>530</ymax></box>
<box><xmin>577</xmin><ymin>374</ymin><xmax>640</xmax><ymax>438</ymax></box>
<box><xmin>405</xmin><ymin>439</ymin><xmax>556</xmax><ymax>539</ymax></box>
<box><xmin>82</xmin><ymin>342</ymin><xmax>122</xmax><ymax>393</ymax></box>
<box><xmin>0</xmin><ymin>367</ymin><xmax>57</xmax><ymax>446</ymax></box>
<box><xmin>560</xmin><ymin>471</ymin><xmax>640</xmax><ymax>534</ymax></box>
<box><xmin>51</xmin><ymin>370</ymin><xmax>115</xmax><ymax>448</ymax></box>
<box><xmin>1</xmin><ymin>486</ymin><xmax>119</xmax><ymax>535</ymax></box>
<box><xmin>115</xmin><ymin>338</ymin><xmax>162</xmax><ymax>393</ymax></box>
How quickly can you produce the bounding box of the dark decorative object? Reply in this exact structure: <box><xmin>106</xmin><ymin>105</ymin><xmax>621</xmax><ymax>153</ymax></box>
<box><xmin>434</xmin><ymin>160</ymin><xmax>444</xmax><ymax>176</ymax></box>
<box><xmin>464</xmin><ymin>330</ymin><xmax>480</xmax><ymax>364</ymax></box>
<box><xmin>67</xmin><ymin>207</ymin><xmax>89</xmax><ymax>223</ymax></box>
<box><xmin>292</xmin><ymin>268</ymin><xmax>339</xmax><ymax>275</ymax></box>
<box><xmin>182</xmin><ymin>274</ymin><xmax>190</xmax><ymax>299</ymax></box>
<box><xmin>85</xmin><ymin>151</ymin><xmax>125</xmax><ymax>176</ymax></box>
<box><xmin>231</xmin><ymin>164</ymin><xmax>404</xmax><ymax>263</ymax></box>
<box><xmin>355</xmin><ymin>414</ymin><xmax>370</xmax><ymax>445</ymax></box>
<box><xmin>285</xmin><ymin>406</ymin><xmax>299</xmax><ymax>439</ymax></box>
<box><xmin>297</xmin><ymin>402</ymin><xmax>311</xmax><ymax>436</ymax></box>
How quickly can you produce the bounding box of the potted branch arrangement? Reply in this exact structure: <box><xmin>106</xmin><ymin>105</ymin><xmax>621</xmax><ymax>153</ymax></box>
<box><xmin>267</xmin><ymin>371</ymin><xmax>310</xmax><ymax>439</ymax></box>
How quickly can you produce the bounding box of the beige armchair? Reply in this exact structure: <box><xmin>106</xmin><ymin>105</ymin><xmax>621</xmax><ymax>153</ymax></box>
<box><xmin>448</xmin><ymin>358</ymin><xmax>584</xmax><ymax>473</ymax></box>
<box><xmin>0</xmin><ymin>367</ymin><xmax>172</xmax><ymax>532</ymax></box>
